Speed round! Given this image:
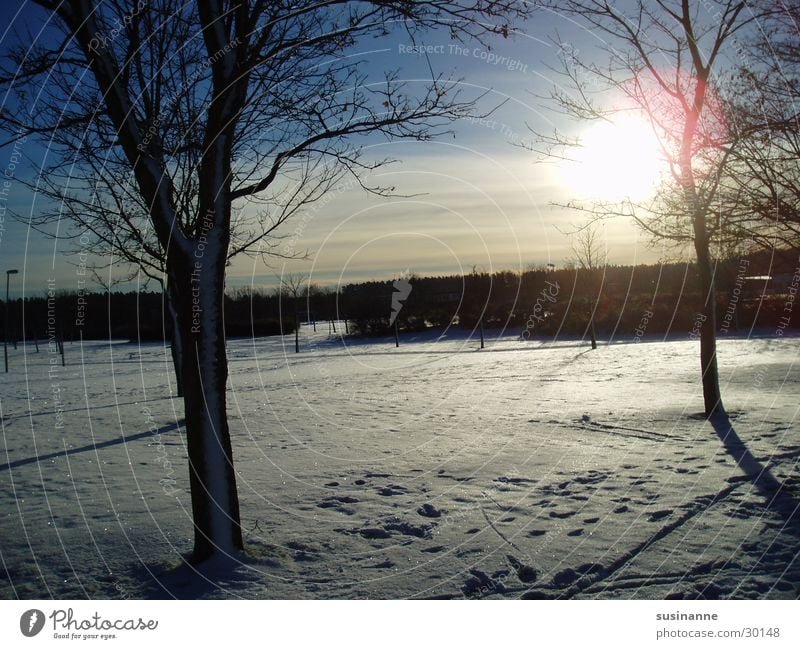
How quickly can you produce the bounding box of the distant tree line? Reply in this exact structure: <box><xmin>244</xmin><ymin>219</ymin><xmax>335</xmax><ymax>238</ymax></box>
<box><xmin>0</xmin><ymin>290</ymin><xmax>296</xmax><ymax>343</ymax></box>
<box><xmin>2</xmin><ymin>248</ymin><xmax>797</xmax><ymax>345</ymax></box>
<box><xmin>345</xmin><ymin>249</ymin><xmax>800</xmax><ymax>339</ymax></box>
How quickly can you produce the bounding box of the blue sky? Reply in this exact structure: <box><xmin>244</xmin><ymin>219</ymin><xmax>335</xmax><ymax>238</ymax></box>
<box><xmin>0</xmin><ymin>2</ymin><xmax>667</xmax><ymax>298</ymax></box>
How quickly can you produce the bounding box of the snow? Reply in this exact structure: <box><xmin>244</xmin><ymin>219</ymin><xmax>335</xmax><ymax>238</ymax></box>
<box><xmin>0</xmin><ymin>327</ymin><xmax>798</xmax><ymax>599</ymax></box>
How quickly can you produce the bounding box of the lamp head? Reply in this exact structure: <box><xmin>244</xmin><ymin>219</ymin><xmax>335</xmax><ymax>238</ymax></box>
<box><xmin>6</xmin><ymin>270</ymin><xmax>18</xmax><ymax>275</ymax></box>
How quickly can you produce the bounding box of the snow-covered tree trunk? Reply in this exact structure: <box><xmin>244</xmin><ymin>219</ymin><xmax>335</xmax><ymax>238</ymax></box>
<box><xmin>172</xmin><ymin>236</ymin><xmax>242</xmax><ymax>562</ymax></box>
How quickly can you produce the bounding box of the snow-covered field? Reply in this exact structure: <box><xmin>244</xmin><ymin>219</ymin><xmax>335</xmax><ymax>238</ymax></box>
<box><xmin>1</xmin><ymin>327</ymin><xmax>798</xmax><ymax>599</ymax></box>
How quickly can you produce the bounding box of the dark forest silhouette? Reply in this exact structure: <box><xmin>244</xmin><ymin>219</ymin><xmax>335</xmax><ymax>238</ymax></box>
<box><xmin>3</xmin><ymin>248</ymin><xmax>797</xmax><ymax>346</ymax></box>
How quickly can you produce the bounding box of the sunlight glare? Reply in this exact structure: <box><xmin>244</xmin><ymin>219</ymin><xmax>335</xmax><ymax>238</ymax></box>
<box><xmin>561</xmin><ymin>115</ymin><xmax>665</xmax><ymax>202</ymax></box>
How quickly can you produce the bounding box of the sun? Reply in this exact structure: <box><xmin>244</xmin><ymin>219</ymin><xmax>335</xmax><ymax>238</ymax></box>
<box><xmin>561</xmin><ymin>114</ymin><xmax>665</xmax><ymax>202</ymax></box>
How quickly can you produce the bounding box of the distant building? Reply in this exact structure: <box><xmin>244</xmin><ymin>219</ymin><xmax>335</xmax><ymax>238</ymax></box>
<box><xmin>743</xmin><ymin>274</ymin><xmax>793</xmax><ymax>297</ymax></box>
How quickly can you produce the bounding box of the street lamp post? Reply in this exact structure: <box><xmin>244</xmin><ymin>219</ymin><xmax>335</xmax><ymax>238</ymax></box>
<box><xmin>5</xmin><ymin>269</ymin><xmax>18</xmax><ymax>373</ymax></box>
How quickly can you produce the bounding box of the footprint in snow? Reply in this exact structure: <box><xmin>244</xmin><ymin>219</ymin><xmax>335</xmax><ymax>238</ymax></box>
<box><xmin>462</xmin><ymin>569</ymin><xmax>505</xmax><ymax>598</ymax></box>
<box><xmin>421</xmin><ymin>545</ymin><xmax>446</xmax><ymax>554</ymax></box>
<box><xmin>549</xmin><ymin>510</ymin><xmax>576</xmax><ymax>519</ymax></box>
<box><xmin>355</xmin><ymin>515</ymin><xmax>430</xmax><ymax>539</ymax></box>
<box><xmin>521</xmin><ymin>590</ymin><xmax>550</xmax><ymax>599</ymax></box>
<box><xmin>576</xmin><ymin>562</ymin><xmax>604</xmax><ymax>575</ymax></box>
<box><xmin>317</xmin><ymin>496</ymin><xmax>359</xmax><ymax>513</ymax></box>
<box><xmin>648</xmin><ymin>509</ymin><xmax>673</xmax><ymax>522</ymax></box>
<box><xmin>506</xmin><ymin>554</ymin><xmax>537</xmax><ymax>583</ymax></box>
<box><xmin>359</xmin><ymin>527</ymin><xmax>392</xmax><ymax>539</ymax></box>
<box><xmin>553</xmin><ymin>568</ymin><xmax>579</xmax><ymax>587</ymax></box>
<box><xmin>367</xmin><ymin>560</ymin><xmax>394</xmax><ymax>569</ymax></box>
<box><xmin>377</xmin><ymin>485</ymin><xmax>407</xmax><ymax>496</ymax></box>
<box><xmin>285</xmin><ymin>541</ymin><xmax>321</xmax><ymax>562</ymax></box>
<box><xmin>417</xmin><ymin>503</ymin><xmax>443</xmax><ymax>518</ymax></box>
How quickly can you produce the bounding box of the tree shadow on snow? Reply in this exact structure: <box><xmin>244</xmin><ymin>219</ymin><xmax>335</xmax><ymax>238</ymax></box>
<box><xmin>707</xmin><ymin>411</ymin><xmax>799</xmax><ymax>521</ymax></box>
<box><xmin>0</xmin><ymin>421</ymin><xmax>184</xmax><ymax>472</ymax></box>
<box><xmin>706</xmin><ymin>411</ymin><xmax>800</xmax><ymax>597</ymax></box>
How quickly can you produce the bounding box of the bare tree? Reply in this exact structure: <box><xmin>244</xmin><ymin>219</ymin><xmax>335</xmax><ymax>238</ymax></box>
<box><xmin>1</xmin><ymin>0</ymin><xmax>528</xmax><ymax>562</ymax></box>
<box><xmin>11</xmin><ymin>151</ymin><xmax>308</xmax><ymax>397</ymax></box>
<box><xmin>570</xmin><ymin>224</ymin><xmax>606</xmax><ymax>350</ymax></box>
<box><xmin>279</xmin><ymin>274</ymin><xmax>307</xmax><ymax>354</ymax></box>
<box><xmin>714</xmin><ymin>5</ymin><xmax>800</xmax><ymax>253</ymax></box>
<box><xmin>532</xmin><ymin>0</ymin><xmax>770</xmax><ymax>415</ymax></box>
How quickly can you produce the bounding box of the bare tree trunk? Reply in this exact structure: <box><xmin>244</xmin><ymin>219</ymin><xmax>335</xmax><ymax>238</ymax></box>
<box><xmin>479</xmin><ymin>316</ymin><xmax>485</xmax><ymax>349</ymax></box>
<box><xmin>589</xmin><ymin>316</ymin><xmax>597</xmax><ymax>350</ymax></box>
<box><xmin>169</xmin><ymin>330</ymin><xmax>184</xmax><ymax>397</ymax></box>
<box><xmin>394</xmin><ymin>319</ymin><xmax>400</xmax><ymax>348</ymax></box>
<box><xmin>682</xmin><ymin>107</ymin><xmax>724</xmax><ymax>416</ymax></box>
<box><xmin>693</xmin><ymin>226</ymin><xmax>724</xmax><ymax>415</ymax></box>
<box><xmin>173</xmin><ymin>249</ymin><xmax>242</xmax><ymax>562</ymax></box>
<box><xmin>57</xmin><ymin>332</ymin><xmax>65</xmax><ymax>366</ymax></box>
<box><xmin>165</xmin><ymin>279</ymin><xmax>184</xmax><ymax>398</ymax></box>
<box><xmin>294</xmin><ymin>299</ymin><xmax>300</xmax><ymax>354</ymax></box>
